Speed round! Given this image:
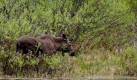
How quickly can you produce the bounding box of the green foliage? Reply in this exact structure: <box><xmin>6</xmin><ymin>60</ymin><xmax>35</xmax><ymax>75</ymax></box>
<box><xmin>0</xmin><ymin>0</ymin><xmax>137</xmax><ymax>78</ymax></box>
<box><xmin>124</xmin><ymin>47</ymin><xmax>137</xmax><ymax>74</ymax></box>
<box><xmin>44</xmin><ymin>54</ymin><xmax>63</xmax><ymax>69</ymax></box>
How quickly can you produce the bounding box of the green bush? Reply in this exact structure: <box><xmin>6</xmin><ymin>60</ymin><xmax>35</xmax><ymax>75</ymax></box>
<box><xmin>0</xmin><ymin>0</ymin><xmax>137</xmax><ymax>78</ymax></box>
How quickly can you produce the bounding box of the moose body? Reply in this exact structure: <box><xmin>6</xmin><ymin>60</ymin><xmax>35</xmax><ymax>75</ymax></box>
<box><xmin>16</xmin><ymin>35</ymin><xmax>42</xmax><ymax>56</ymax></box>
<box><xmin>16</xmin><ymin>34</ymin><xmax>75</xmax><ymax>56</ymax></box>
<box><xmin>37</xmin><ymin>34</ymin><xmax>75</xmax><ymax>56</ymax></box>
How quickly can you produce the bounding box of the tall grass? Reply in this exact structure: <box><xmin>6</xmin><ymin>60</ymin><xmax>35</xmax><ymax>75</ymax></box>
<box><xmin>0</xmin><ymin>47</ymin><xmax>137</xmax><ymax>78</ymax></box>
<box><xmin>0</xmin><ymin>0</ymin><xmax>137</xmax><ymax>78</ymax></box>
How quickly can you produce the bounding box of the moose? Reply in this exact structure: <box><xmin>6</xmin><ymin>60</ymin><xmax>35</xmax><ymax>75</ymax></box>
<box><xmin>16</xmin><ymin>35</ymin><xmax>42</xmax><ymax>55</ymax></box>
<box><xmin>16</xmin><ymin>34</ymin><xmax>75</xmax><ymax>56</ymax></box>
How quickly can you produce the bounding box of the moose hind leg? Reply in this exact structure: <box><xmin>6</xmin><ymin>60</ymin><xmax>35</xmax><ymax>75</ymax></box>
<box><xmin>23</xmin><ymin>48</ymin><xmax>29</xmax><ymax>54</ymax></box>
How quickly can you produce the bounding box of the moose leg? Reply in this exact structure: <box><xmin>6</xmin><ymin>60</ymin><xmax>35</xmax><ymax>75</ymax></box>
<box><xmin>16</xmin><ymin>43</ymin><xmax>23</xmax><ymax>54</ymax></box>
<box><xmin>69</xmin><ymin>51</ymin><xmax>76</xmax><ymax>56</ymax></box>
<box><xmin>47</xmin><ymin>51</ymin><xmax>54</xmax><ymax>56</ymax></box>
<box><xmin>44</xmin><ymin>50</ymin><xmax>55</xmax><ymax>56</ymax></box>
<box><xmin>62</xmin><ymin>51</ymin><xmax>65</xmax><ymax>56</ymax></box>
<box><xmin>23</xmin><ymin>48</ymin><xmax>29</xmax><ymax>54</ymax></box>
<box><xmin>43</xmin><ymin>49</ymin><xmax>50</xmax><ymax>56</ymax></box>
<box><xmin>34</xmin><ymin>49</ymin><xmax>39</xmax><ymax>57</ymax></box>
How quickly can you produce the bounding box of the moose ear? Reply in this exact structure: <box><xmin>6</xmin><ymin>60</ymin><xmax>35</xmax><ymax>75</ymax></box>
<box><xmin>61</xmin><ymin>34</ymin><xmax>67</xmax><ymax>39</ymax></box>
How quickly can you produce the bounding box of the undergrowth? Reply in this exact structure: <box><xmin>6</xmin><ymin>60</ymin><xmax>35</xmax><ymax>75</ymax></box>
<box><xmin>0</xmin><ymin>47</ymin><xmax>137</xmax><ymax>78</ymax></box>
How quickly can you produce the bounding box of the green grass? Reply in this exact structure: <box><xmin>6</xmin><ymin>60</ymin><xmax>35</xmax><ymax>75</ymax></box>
<box><xmin>0</xmin><ymin>47</ymin><xmax>137</xmax><ymax>78</ymax></box>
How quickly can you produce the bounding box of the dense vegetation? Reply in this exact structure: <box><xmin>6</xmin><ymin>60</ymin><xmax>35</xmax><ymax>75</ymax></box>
<box><xmin>0</xmin><ymin>0</ymin><xmax>137</xmax><ymax>78</ymax></box>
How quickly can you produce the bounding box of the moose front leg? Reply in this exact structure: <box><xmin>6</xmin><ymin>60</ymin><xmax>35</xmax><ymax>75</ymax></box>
<box><xmin>43</xmin><ymin>49</ymin><xmax>52</xmax><ymax>56</ymax></box>
<box><xmin>61</xmin><ymin>51</ymin><xmax>65</xmax><ymax>56</ymax></box>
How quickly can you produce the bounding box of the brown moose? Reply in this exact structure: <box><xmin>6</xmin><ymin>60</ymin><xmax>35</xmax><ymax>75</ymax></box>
<box><xmin>37</xmin><ymin>34</ymin><xmax>75</xmax><ymax>56</ymax></box>
<box><xmin>16</xmin><ymin>34</ymin><xmax>75</xmax><ymax>56</ymax></box>
<box><xmin>16</xmin><ymin>35</ymin><xmax>42</xmax><ymax>56</ymax></box>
